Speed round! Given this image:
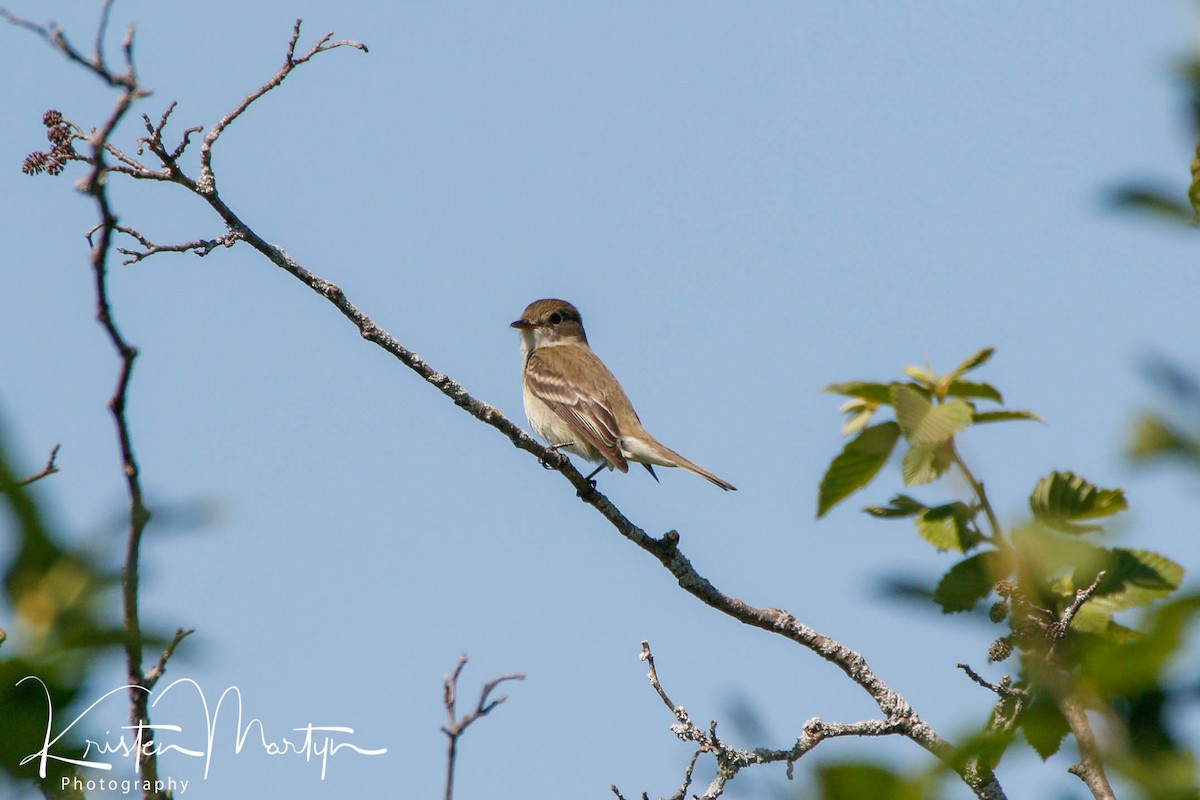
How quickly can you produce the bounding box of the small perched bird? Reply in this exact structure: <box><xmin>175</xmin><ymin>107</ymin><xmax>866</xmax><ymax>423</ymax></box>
<box><xmin>511</xmin><ymin>298</ymin><xmax>736</xmax><ymax>491</ymax></box>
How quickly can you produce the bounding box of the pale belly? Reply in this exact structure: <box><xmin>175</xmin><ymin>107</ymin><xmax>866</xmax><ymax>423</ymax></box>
<box><xmin>522</xmin><ymin>384</ymin><xmax>606</xmax><ymax>464</ymax></box>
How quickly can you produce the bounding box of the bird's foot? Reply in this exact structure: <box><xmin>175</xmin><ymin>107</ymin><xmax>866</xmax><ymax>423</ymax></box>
<box><xmin>538</xmin><ymin>441</ymin><xmax>575</xmax><ymax>470</ymax></box>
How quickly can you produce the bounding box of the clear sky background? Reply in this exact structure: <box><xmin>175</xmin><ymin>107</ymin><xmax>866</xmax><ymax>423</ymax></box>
<box><xmin>2</xmin><ymin>3</ymin><xmax>1199</xmax><ymax>799</ymax></box>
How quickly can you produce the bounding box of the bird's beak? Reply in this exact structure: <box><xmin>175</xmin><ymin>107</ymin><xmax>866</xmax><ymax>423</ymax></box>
<box><xmin>510</xmin><ymin>319</ymin><xmax>534</xmax><ymax>330</ymax></box>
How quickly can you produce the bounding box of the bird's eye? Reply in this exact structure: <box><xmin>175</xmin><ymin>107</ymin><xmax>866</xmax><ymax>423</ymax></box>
<box><xmin>548</xmin><ymin>312</ymin><xmax>563</xmax><ymax>325</ymax></box>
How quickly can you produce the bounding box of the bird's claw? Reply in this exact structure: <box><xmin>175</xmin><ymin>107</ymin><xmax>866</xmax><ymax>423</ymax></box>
<box><xmin>539</xmin><ymin>442</ymin><xmax>573</xmax><ymax>470</ymax></box>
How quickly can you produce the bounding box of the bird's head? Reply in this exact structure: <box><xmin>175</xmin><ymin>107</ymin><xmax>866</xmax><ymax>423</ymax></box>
<box><xmin>511</xmin><ymin>298</ymin><xmax>588</xmax><ymax>352</ymax></box>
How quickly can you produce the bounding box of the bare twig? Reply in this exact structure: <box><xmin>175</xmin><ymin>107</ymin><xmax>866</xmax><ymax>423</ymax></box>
<box><xmin>957</xmin><ymin>663</ymin><xmax>1023</xmax><ymax>699</ymax></box>
<box><xmin>114</xmin><ymin>225</ymin><xmax>242</xmax><ymax>264</ymax></box>
<box><xmin>196</xmin><ymin>19</ymin><xmax>367</xmax><ymax>194</ymax></box>
<box><xmin>951</xmin><ymin>444</ymin><xmax>1003</xmax><ymax>542</ymax></box>
<box><xmin>440</xmin><ymin>653</ymin><xmax>524</xmax><ymax>800</ymax></box>
<box><xmin>1046</xmin><ymin>571</ymin><xmax>1114</xmax><ymax>800</ymax></box>
<box><xmin>1050</xmin><ymin>571</ymin><xmax>1106</xmax><ymax>644</ymax></box>
<box><xmin>13</xmin><ymin>444</ymin><xmax>61</xmax><ymax>488</ymax></box>
<box><xmin>636</xmin><ymin>641</ymin><xmax>913</xmax><ymax>799</ymax></box>
<box><xmin>0</xmin><ymin>4</ymin><xmax>141</xmax><ymax>89</ymax></box>
<box><xmin>143</xmin><ymin>627</ymin><xmax>195</xmax><ymax>689</ymax></box>
<box><xmin>1061</xmin><ymin>697</ymin><xmax>1117</xmax><ymax>800</ymax></box>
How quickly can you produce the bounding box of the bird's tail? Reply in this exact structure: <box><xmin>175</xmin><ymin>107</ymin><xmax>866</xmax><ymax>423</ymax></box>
<box><xmin>627</xmin><ymin>435</ymin><xmax>736</xmax><ymax>491</ymax></box>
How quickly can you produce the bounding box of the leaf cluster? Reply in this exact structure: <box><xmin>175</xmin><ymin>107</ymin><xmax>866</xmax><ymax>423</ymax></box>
<box><xmin>817</xmin><ymin>350</ymin><xmax>1196</xmax><ymax>797</ymax></box>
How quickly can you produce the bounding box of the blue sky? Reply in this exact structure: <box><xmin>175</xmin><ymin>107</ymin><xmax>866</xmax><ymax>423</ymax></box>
<box><xmin>2</xmin><ymin>3</ymin><xmax>1199</xmax><ymax>798</ymax></box>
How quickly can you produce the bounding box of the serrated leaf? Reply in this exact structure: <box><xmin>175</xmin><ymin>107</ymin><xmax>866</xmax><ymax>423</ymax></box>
<box><xmin>865</xmin><ymin>494</ymin><xmax>927</xmax><ymax>519</ymax></box>
<box><xmin>823</xmin><ymin>381</ymin><xmax>895</xmax><ymax>404</ymax></box>
<box><xmin>817</xmin><ymin>422</ymin><xmax>901</xmax><ymax>518</ymax></box>
<box><xmin>1029</xmin><ymin>471</ymin><xmax>1128</xmax><ymax>535</ymax></box>
<box><xmin>945</xmin><ymin>380</ymin><xmax>1003</xmax><ymax>403</ymax></box>
<box><xmin>916</xmin><ymin>503</ymin><xmax>982</xmax><ymax>553</ymax></box>
<box><xmin>933</xmin><ymin>550</ymin><xmax>1012</xmax><ymax>613</ymax></box>
<box><xmin>892</xmin><ymin>385</ymin><xmax>974</xmax><ymax>446</ymax></box>
<box><xmin>973</xmin><ymin>410</ymin><xmax>1044</xmax><ymax>425</ymax></box>
<box><xmin>1021</xmin><ymin>694</ymin><xmax>1070</xmax><ymax>760</ymax></box>
<box><xmin>1084</xmin><ymin>548</ymin><xmax>1184</xmax><ymax>612</ymax></box>
<box><xmin>951</xmin><ymin>347</ymin><xmax>995</xmax><ymax>379</ymax></box>
<box><xmin>900</xmin><ymin>444</ymin><xmax>946</xmax><ymax>486</ymax></box>
<box><xmin>916</xmin><ymin>514</ymin><xmax>964</xmax><ymax>552</ymax></box>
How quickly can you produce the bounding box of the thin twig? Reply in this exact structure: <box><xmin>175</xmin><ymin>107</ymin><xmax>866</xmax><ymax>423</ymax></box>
<box><xmin>951</xmin><ymin>444</ymin><xmax>1003</xmax><ymax>542</ymax></box>
<box><xmin>1045</xmin><ymin>571</ymin><xmax>1114</xmax><ymax>800</ymax></box>
<box><xmin>143</xmin><ymin>628</ymin><xmax>195</xmax><ymax>689</ymax></box>
<box><xmin>957</xmin><ymin>663</ymin><xmax>1023</xmax><ymax>698</ymax></box>
<box><xmin>114</xmin><ymin>225</ymin><xmax>242</xmax><ymax>264</ymax></box>
<box><xmin>196</xmin><ymin>19</ymin><xmax>366</xmax><ymax>194</ymax></box>
<box><xmin>440</xmin><ymin>653</ymin><xmax>525</xmax><ymax>800</ymax></box>
<box><xmin>637</xmin><ymin>641</ymin><xmax>912</xmax><ymax>799</ymax></box>
<box><xmin>1050</xmin><ymin>570</ymin><xmax>1106</xmax><ymax>645</ymax></box>
<box><xmin>1061</xmin><ymin>697</ymin><xmax>1117</xmax><ymax>800</ymax></box>
<box><xmin>14</xmin><ymin>444</ymin><xmax>61</xmax><ymax>488</ymax></box>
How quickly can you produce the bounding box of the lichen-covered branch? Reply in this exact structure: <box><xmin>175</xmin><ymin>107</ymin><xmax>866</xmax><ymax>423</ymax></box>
<box><xmin>6</xmin><ymin>12</ymin><xmax>1007</xmax><ymax>800</ymax></box>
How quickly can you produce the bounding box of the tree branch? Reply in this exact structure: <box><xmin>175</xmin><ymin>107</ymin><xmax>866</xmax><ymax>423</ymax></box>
<box><xmin>630</xmin><ymin>641</ymin><xmax>919</xmax><ymax>799</ymax></box>
<box><xmin>196</xmin><ymin>18</ymin><xmax>367</xmax><ymax>194</ymax></box>
<box><xmin>7</xmin><ymin>13</ymin><xmax>1009</xmax><ymax>800</ymax></box>
<box><xmin>13</xmin><ymin>444</ymin><xmax>61</xmax><ymax>488</ymax></box>
<box><xmin>1061</xmin><ymin>697</ymin><xmax>1117</xmax><ymax>800</ymax></box>
<box><xmin>440</xmin><ymin>653</ymin><xmax>525</xmax><ymax>800</ymax></box>
<box><xmin>114</xmin><ymin>225</ymin><xmax>242</xmax><ymax>264</ymax></box>
<box><xmin>4</xmin><ymin>7</ymin><xmax>185</xmax><ymax>797</ymax></box>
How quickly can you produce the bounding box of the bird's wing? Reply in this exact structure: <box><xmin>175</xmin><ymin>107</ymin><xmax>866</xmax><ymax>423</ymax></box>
<box><xmin>525</xmin><ymin>349</ymin><xmax>628</xmax><ymax>472</ymax></box>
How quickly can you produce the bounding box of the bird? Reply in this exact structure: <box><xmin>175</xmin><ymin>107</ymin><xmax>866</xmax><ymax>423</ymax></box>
<box><xmin>511</xmin><ymin>298</ymin><xmax>736</xmax><ymax>491</ymax></box>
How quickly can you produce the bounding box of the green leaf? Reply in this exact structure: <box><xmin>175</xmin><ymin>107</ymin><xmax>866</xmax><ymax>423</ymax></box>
<box><xmin>864</xmin><ymin>494</ymin><xmax>927</xmax><ymax>519</ymax></box>
<box><xmin>933</xmin><ymin>550</ymin><xmax>1012</xmax><ymax>613</ymax></box>
<box><xmin>1084</xmin><ymin>548</ymin><xmax>1184</xmax><ymax>611</ymax></box>
<box><xmin>945</xmin><ymin>380</ymin><xmax>1003</xmax><ymax>403</ymax></box>
<box><xmin>916</xmin><ymin>503</ymin><xmax>982</xmax><ymax>553</ymax></box>
<box><xmin>900</xmin><ymin>444</ymin><xmax>951</xmax><ymax>486</ymax></box>
<box><xmin>816</xmin><ymin>762</ymin><xmax>931</xmax><ymax>800</ymax></box>
<box><xmin>950</xmin><ymin>347</ymin><xmax>995</xmax><ymax>379</ymax></box>
<box><xmin>1021</xmin><ymin>694</ymin><xmax>1070</xmax><ymax>760</ymax></box>
<box><xmin>817</xmin><ymin>422</ymin><xmax>901</xmax><ymax>518</ymax></box>
<box><xmin>1029</xmin><ymin>471</ymin><xmax>1128</xmax><ymax>534</ymax></box>
<box><xmin>1126</xmin><ymin>414</ymin><xmax>1199</xmax><ymax>465</ymax></box>
<box><xmin>823</xmin><ymin>381</ymin><xmax>894</xmax><ymax>405</ymax></box>
<box><xmin>892</xmin><ymin>385</ymin><xmax>974</xmax><ymax>446</ymax></box>
<box><xmin>1110</xmin><ymin>187</ymin><xmax>1195</xmax><ymax>224</ymax></box>
<box><xmin>973</xmin><ymin>410</ymin><xmax>1044</xmax><ymax>425</ymax></box>
<box><xmin>1079</xmin><ymin>594</ymin><xmax>1200</xmax><ymax>694</ymax></box>
<box><xmin>1190</xmin><ymin>140</ymin><xmax>1200</xmax><ymax>223</ymax></box>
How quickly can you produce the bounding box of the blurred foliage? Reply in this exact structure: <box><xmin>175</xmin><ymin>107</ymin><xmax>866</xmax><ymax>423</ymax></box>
<box><xmin>1108</xmin><ymin>52</ymin><xmax>1200</xmax><ymax>226</ymax></box>
<box><xmin>0</xmin><ymin>428</ymin><xmax>123</xmax><ymax>797</ymax></box>
<box><xmin>1127</xmin><ymin>357</ymin><xmax>1200</xmax><ymax>475</ymax></box>
<box><xmin>815</xmin><ymin>350</ymin><xmax>1199</xmax><ymax>799</ymax></box>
